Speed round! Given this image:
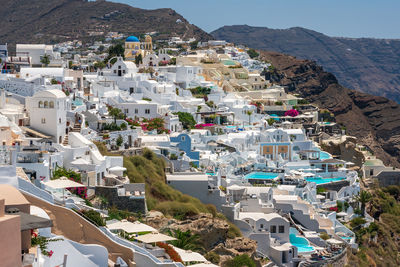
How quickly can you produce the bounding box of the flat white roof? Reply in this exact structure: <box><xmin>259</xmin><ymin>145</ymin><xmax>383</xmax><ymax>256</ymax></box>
<box><xmin>273</xmin><ymin>194</ymin><xmax>299</xmax><ymax>202</ymax></box>
<box><xmin>238</xmin><ymin>212</ymin><xmax>285</xmax><ymax>222</ymax></box>
<box><xmin>140</xmin><ymin>135</ymin><xmax>169</xmax><ymax>142</ymax></box>
<box><xmin>33</xmin><ymin>89</ymin><xmax>66</xmax><ymax>99</ymax></box>
<box><xmin>166</xmin><ymin>174</ymin><xmax>208</xmax><ymax>182</ymax></box>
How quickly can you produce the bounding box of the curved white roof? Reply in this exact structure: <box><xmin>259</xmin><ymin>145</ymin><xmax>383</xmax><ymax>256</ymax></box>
<box><xmin>33</xmin><ymin>89</ymin><xmax>66</xmax><ymax>99</ymax></box>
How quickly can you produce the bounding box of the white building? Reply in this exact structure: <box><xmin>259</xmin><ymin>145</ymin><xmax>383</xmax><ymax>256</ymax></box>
<box><xmin>16</xmin><ymin>44</ymin><xmax>61</xmax><ymax>67</ymax></box>
<box><xmin>26</xmin><ymin>89</ymin><xmax>68</xmax><ymax>143</ymax></box>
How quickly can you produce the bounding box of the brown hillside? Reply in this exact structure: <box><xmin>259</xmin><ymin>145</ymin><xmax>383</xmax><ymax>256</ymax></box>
<box><xmin>0</xmin><ymin>0</ymin><xmax>212</xmax><ymax>47</ymax></box>
<box><xmin>260</xmin><ymin>51</ymin><xmax>400</xmax><ymax>167</ymax></box>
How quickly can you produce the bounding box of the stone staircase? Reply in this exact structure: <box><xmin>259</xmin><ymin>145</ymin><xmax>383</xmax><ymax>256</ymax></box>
<box><xmin>62</xmin><ymin>123</ymin><xmax>81</xmax><ymax>146</ymax></box>
<box><xmin>62</xmin><ymin>134</ymin><xmax>69</xmax><ymax>146</ymax></box>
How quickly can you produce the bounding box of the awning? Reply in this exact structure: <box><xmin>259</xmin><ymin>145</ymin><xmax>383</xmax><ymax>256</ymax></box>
<box><xmin>107</xmin><ymin>220</ymin><xmax>156</xmax><ymax>233</ymax></box>
<box><xmin>135</xmin><ymin>232</ymin><xmax>177</xmax><ymax>243</ymax></box>
<box><xmin>173</xmin><ymin>246</ymin><xmax>207</xmax><ymax>263</ymax></box>
<box><xmin>109</xmin><ymin>166</ymin><xmax>127</xmax><ymax>172</ymax></box>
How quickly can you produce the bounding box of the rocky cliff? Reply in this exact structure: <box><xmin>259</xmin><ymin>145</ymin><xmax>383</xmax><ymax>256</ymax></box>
<box><xmin>259</xmin><ymin>51</ymin><xmax>400</xmax><ymax>167</ymax></box>
<box><xmin>211</xmin><ymin>25</ymin><xmax>400</xmax><ymax>102</ymax></box>
<box><xmin>0</xmin><ymin>0</ymin><xmax>212</xmax><ymax>47</ymax></box>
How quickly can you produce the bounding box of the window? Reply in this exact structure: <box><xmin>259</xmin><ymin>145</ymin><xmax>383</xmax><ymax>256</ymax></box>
<box><xmin>279</xmin><ymin>225</ymin><xmax>285</xmax><ymax>233</ymax></box>
<box><xmin>44</xmin><ymin>101</ymin><xmax>48</xmax><ymax>108</ymax></box>
<box><xmin>135</xmin><ymin>108</ymin><xmax>138</xmax><ymax>114</ymax></box>
<box><xmin>49</xmin><ymin>101</ymin><xmax>54</xmax><ymax>108</ymax></box>
<box><xmin>260</xmin><ymin>224</ymin><xmax>264</xmax><ymax>229</ymax></box>
<box><xmin>59</xmin><ymin>118</ymin><xmax>61</xmax><ymax>123</ymax></box>
<box><xmin>270</xmin><ymin>225</ymin><xmax>276</xmax><ymax>233</ymax></box>
<box><xmin>145</xmin><ymin>109</ymin><xmax>150</xmax><ymax>114</ymax></box>
<box><xmin>124</xmin><ymin>109</ymin><xmax>129</xmax><ymax>114</ymax></box>
<box><xmin>38</xmin><ymin>101</ymin><xmax>43</xmax><ymax>108</ymax></box>
<box><xmin>114</xmin><ymin>70</ymin><xmax>117</xmax><ymax>74</ymax></box>
<box><xmin>41</xmin><ymin>118</ymin><xmax>46</xmax><ymax>124</ymax></box>
<box><xmin>181</xmin><ymin>136</ymin><xmax>186</xmax><ymax>141</ymax></box>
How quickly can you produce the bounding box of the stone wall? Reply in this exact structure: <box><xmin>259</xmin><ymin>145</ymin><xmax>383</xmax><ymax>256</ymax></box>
<box><xmin>317</xmin><ymin>180</ymin><xmax>349</xmax><ymax>191</ymax></box>
<box><xmin>95</xmin><ymin>186</ymin><xmax>146</xmax><ymax>214</ymax></box>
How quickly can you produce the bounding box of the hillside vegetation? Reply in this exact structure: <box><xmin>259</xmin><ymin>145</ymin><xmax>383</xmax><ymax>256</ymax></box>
<box><xmin>347</xmin><ymin>185</ymin><xmax>400</xmax><ymax>266</ymax></box>
<box><xmin>96</xmin><ymin>143</ymin><xmax>237</xmax><ymax>224</ymax></box>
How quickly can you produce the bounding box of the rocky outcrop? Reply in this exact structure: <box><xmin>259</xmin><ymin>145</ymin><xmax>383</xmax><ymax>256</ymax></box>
<box><xmin>144</xmin><ymin>212</ymin><xmax>261</xmax><ymax>265</ymax></box>
<box><xmin>321</xmin><ymin>136</ymin><xmax>365</xmax><ymax>167</ymax></box>
<box><xmin>211</xmin><ymin>237</ymin><xmax>259</xmax><ymax>266</ymax></box>
<box><xmin>259</xmin><ymin>51</ymin><xmax>400</xmax><ymax>168</ymax></box>
<box><xmin>146</xmin><ymin>213</ymin><xmax>230</xmax><ymax>250</ymax></box>
<box><xmin>212</xmin><ymin>25</ymin><xmax>400</xmax><ymax>102</ymax></box>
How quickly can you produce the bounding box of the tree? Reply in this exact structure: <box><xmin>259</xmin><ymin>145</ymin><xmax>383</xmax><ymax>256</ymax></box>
<box><xmin>267</xmin><ymin>118</ymin><xmax>275</xmax><ymax>126</ymax></box>
<box><xmin>94</xmin><ymin>61</ymin><xmax>106</xmax><ymax>70</ymax></box>
<box><xmin>190</xmin><ymin>41</ymin><xmax>198</xmax><ymax>50</ymax></box>
<box><xmin>41</xmin><ymin>54</ymin><xmax>50</xmax><ymax>66</ymax></box>
<box><xmin>247</xmin><ymin>49</ymin><xmax>259</xmax><ymax>59</ymax></box>
<box><xmin>176</xmin><ymin>112</ymin><xmax>196</xmax><ymax>130</ymax></box>
<box><xmin>109</xmin><ymin>107</ymin><xmax>124</xmax><ymax>123</ymax></box>
<box><xmin>169</xmin><ymin>58</ymin><xmax>176</xmax><ymax>65</ymax></box>
<box><xmin>106</xmin><ymin>43</ymin><xmax>125</xmax><ymax>63</ymax></box>
<box><xmin>356</xmin><ymin>190</ymin><xmax>372</xmax><ymax>217</ymax></box>
<box><xmin>135</xmin><ymin>54</ymin><xmax>143</xmax><ymax>65</ymax></box>
<box><xmin>116</xmin><ymin>135</ymin><xmax>123</xmax><ymax>147</ymax></box>
<box><xmin>246</xmin><ymin>110</ymin><xmax>253</xmax><ymax>125</ymax></box>
<box><xmin>167</xmin><ymin>229</ymin><xmax>202</xmax><ymax>252</ymax></box>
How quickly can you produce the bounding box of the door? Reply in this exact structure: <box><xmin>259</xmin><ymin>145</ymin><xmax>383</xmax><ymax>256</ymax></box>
<box><xmin>118</xmin><ymin>70</ymin><xmax>122</xmax><ymax>76</ymax></box>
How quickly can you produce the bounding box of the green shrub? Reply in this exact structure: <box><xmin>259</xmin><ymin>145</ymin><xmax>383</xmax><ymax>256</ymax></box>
<box><xmin>247</xmin><ymin>49</ymin><xmax>259</xmax><ymax>59</ymax></box>
<box><xmin>80</xmin><ymin>209</ymin><xmax>105</xmax><ymax>226</ymax></box>
<box><xmin>227</xmin><ymin>222</ymin><xmax>242</xmax><ymax>238</ymax></box>
<box><xmin>350</xmin><ymin>217</ymin><xmax>366</xmax><ymax>229</ymax></box>
<box><xmin>319</xmin><ymin>232</ymin><xmax>330</xmax><ymax>240</ymax></box>
<box><xmin>155</xmin><ymin>201</ymin><xmax>201</xmax><ymax>219</ymax></box>
<box><xmin>225</xmin><ymin>254</ymin><xmax>256</xmax><ymax>267</ymax></box>
<box><xmin>205</xmin><ymin>251</ymin><xmax>220</xmax><ymax>264</ymax></box>
<box><xmin>205</xmin><ymin>204</ymin><xmax>217</xmax><ymax>218</ymax></box>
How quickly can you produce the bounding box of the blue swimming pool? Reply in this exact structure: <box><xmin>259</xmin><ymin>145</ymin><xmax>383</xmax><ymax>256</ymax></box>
<box><xmin>72</xmin><ymin>99</ymin><xmax>83</xmax><ymax>106</ymax></box>
<box><xmin>244</xmin><ymin>172</ymin><xmax>279</xmax><ymax>180</ymax></box>
<box><xmin>319</xmin><ymin>151</ymin><xmax>331</xmax><ymax>160</ymax></box>
<box><xmin>290</xmin><ymin>228</ymin><xmax>315</xmax><ymax>253</ymax></box>
<box><xmin>305</xmin><ymin>177</ymin><xmax>346</xmax><ymax>185</ymax></box>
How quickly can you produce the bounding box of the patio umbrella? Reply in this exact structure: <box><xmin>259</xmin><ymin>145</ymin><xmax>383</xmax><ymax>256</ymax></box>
<box><xmin>43</xmin><ymin>176</ymin><xmax>85</xmax><ymax>205</ymax></box>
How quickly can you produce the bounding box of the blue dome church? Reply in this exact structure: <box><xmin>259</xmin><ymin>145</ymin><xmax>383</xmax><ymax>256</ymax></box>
<box><xmin>124</xmin><ymin>35</ymin><xmax>153</xmax><ymax>61</ymax></box>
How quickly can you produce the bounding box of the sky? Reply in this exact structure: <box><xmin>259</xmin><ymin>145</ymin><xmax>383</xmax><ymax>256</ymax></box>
<box><xmin>113</xmin><ymin>0</ymin><xmax>400</xmax><ymax>39</ymax></box>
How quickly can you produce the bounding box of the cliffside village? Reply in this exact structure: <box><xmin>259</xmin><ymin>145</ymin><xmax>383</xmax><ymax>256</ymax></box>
<box><xmin>0</xmin><ymin>34</ymin><xmax>396</xmax><ymax>267</ymax></box>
